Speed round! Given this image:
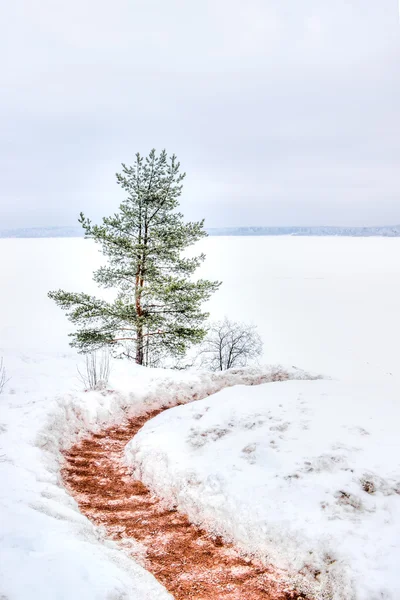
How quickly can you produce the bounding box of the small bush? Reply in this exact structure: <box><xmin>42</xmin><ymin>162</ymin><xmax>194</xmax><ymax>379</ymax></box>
<box><xmin>77</xmin><ymin>350</ymin><xmax>111</xmax><ymax>391</ymax></box>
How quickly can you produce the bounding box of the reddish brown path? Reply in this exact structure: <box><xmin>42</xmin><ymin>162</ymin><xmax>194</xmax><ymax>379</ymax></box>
<box><xmin>62</xmin><ymin>407</ymin><xmax>309</xmax><ymax>600</ymax></box>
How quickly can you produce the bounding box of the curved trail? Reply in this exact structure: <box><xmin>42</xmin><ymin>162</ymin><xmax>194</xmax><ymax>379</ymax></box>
<box><xmin>63</xmin><ymin>406</ymin><xmax>309</xmax><ymax>600</ymax></box>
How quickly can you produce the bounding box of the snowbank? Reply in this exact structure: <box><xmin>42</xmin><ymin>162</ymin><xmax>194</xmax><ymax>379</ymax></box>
<box><xmin>0</xmin><ymin>353</ymin><xmax>172</xmax><ymax>600</ymax></box>
<box><xmin>125</xmin><ymin>379</ymin><xmax>400</xmax><ymax>600</ymax></box>
<box><xmin>0</xmin><ymin>350</ymin><xmax>312</xmax><ymax>599</ymax></box>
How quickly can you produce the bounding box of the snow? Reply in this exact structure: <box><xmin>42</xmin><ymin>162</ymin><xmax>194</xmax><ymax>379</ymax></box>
<box><xmin>0</xmin><ymin>352</ymin><xmax>171</xmax><ymax>600</ymax></box>
<box><xmin>125</xmin><ymin>379</ymin><xmax>400</xmax><ymax>600</ymax></box>
<box><xmin>2</xmin><ymin>236</ymin><xmax>400</xmax><ymax>383</ymax></box>
<box><xmin>0</xmin><ymin>348</ymin><xmax>309</xmax><ymax>599</ymax></box>
<box><xmin>1</xmin><ymin>236</ymin><xmax>400</xmax><ymax>599</ymax></box>
<box><xmin>195</xmin><ymin>235</ymin><xmax>400</xmax><ymax>384</ymax></box>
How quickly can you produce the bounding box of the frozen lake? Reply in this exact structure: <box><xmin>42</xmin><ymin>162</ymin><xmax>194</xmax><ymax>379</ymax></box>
<box><xmin>1</xmin><ymin>236</ymin><xmax>399</xmax><ymax>382</ymax></box>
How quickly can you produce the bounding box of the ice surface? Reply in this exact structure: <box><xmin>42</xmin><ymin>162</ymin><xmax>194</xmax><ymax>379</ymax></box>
<box><xmin>2</xmin><ymin>236</ymin><xmax>400</xmax><ymax>383</ymax></box>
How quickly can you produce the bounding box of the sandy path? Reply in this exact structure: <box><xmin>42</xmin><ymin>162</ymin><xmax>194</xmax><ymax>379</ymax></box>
<box><xmin>62</xmin><ymin>407</ymin><xmax>308</xmax><ymax>600</ymax></box>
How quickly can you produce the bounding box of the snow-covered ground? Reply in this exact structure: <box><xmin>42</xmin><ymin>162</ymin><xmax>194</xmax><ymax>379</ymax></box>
<box><xmin>126</xmin><ymin>378</ymin><xmax>400</xmax><ymax>599</ymax></box>
<box><xmin>0</xmin><ymin>348</ymin><xmax>310</xmax><ymax>599</ymax></box>
<box><xmin>1</xmin><ymin>236</ymin><xmax>400</xmax><ymax>599</ymax></box>
<box><xmin>0</xmin><ymin>352</ymin><xmax>171</xmax><ymax>600</ymax></box>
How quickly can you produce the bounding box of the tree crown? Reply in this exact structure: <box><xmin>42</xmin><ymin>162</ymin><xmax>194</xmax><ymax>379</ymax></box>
<box><xmin>49</xmin><ymin>149</ymin><xmax>220</xmax><ymax>365</ymax></box>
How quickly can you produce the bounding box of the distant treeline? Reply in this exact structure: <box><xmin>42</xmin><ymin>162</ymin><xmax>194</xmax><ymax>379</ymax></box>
<box><xmin>0</xmin><ymin>227</ymin><xmax>84</xmax><ymax>238</ymax></box>
<box><xmin>208</xmin><ymin>226</ymin><xmax>400</xmax><ymax>237</ymax></box>
<box><xmin>1</xmin><ymin>225</ymin><xmax>400</xmax><ymax>238</ymax></box>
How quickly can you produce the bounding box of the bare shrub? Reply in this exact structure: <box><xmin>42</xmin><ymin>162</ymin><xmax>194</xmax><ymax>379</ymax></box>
<box><xmin>198</xmin><ymin>318</ymin><xmax>263</xmax><ymax>371</ymax></box>
<box><xmin>0</xmin><ymin>357</ymin><xmax>10</xmax><ymax>394</ymax></box>
<box><xmin>77</xmin><ymin>350</ymin><xmax>111</xmax><ymax>391</ymax></box>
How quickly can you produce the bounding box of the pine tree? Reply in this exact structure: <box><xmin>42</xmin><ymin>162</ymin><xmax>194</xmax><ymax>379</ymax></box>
<box><xmin>48</xmin><ymin>150</ymin><xmax>220</xmax><ymax>366</ymax></box>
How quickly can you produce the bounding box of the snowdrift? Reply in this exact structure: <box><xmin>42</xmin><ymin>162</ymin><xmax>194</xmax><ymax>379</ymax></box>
<box><xmin>125</xmin><ymin>378</ymin><xmax>400</xmax><ymax>600</ymax></box>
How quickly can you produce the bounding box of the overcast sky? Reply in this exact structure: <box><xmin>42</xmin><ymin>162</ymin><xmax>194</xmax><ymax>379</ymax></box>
<box><xmin>2</xmin><ymin>1</ymin><xmax>400</xmax><ymax>228</ymax></box>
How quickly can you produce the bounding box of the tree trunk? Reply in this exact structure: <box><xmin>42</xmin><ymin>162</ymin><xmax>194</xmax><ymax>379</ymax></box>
<box><xmin>135</xmin><ymin>216</ymin><xmax>148</xmax><ymax>366</ymax></box>
<box><xmin>136</xmin><ymin>325</ymin><xmax>144</xmax><ymax>365</ymax></box>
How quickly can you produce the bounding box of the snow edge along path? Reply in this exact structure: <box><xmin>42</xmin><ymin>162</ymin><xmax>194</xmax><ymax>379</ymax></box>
<box><xmin>0</xmin><ymin>363</ymin><xmax>317</xmax><ymax>600</ymax></box>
